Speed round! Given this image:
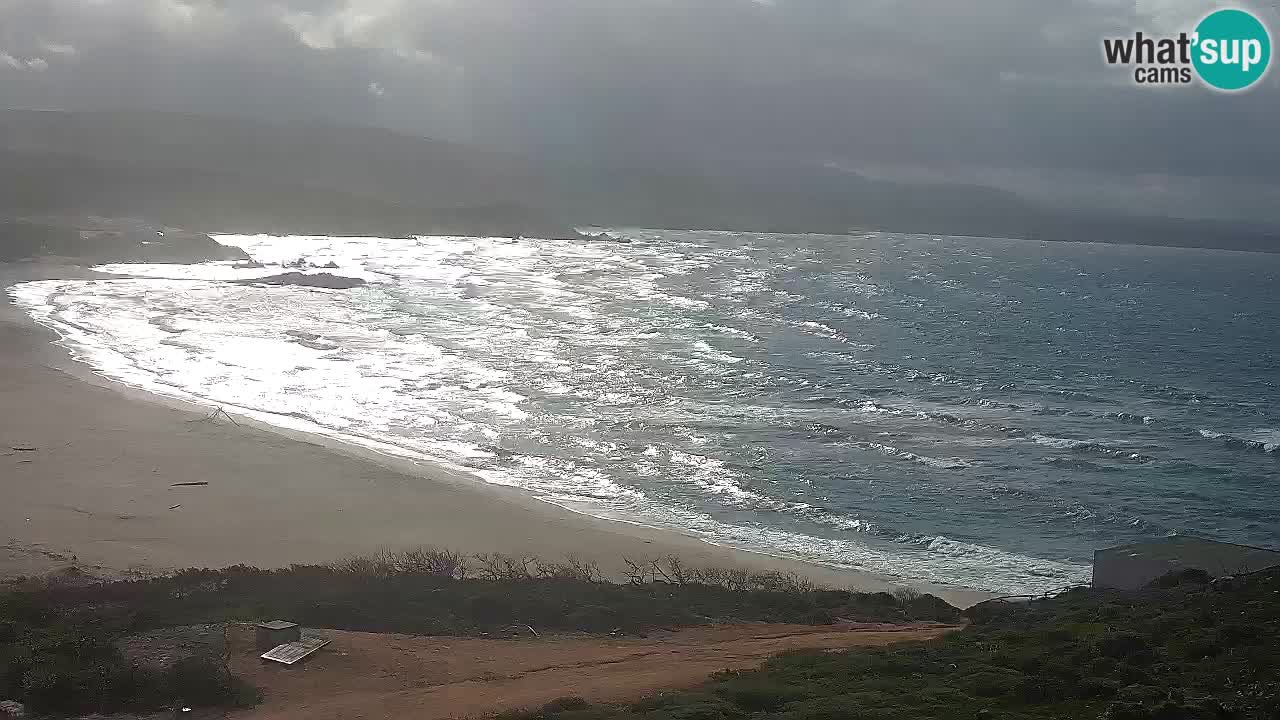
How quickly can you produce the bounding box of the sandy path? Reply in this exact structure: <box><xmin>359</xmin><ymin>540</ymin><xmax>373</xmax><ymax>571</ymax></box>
<box><xmin>232</xmin><ymin>623</ymin><xmax>955</xmax><ymax>720</ymax></box>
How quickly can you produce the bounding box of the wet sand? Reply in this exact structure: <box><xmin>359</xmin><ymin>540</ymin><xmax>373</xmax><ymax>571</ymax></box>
<box><xmin>0</xmin><ymin>261</ymin><xmax>988</xmax><ymax>606</ymax></box>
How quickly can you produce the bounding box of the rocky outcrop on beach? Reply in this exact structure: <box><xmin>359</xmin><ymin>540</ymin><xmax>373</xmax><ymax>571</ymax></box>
<box><xmin>233</xmin><ymin>272</ymin><xmax>367</xmax><ymax>289</ymax></box>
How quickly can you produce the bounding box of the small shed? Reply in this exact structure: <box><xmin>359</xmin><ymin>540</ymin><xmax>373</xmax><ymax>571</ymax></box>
<box><xmin>1093</xmin><ymin>536</ymin><xmax>1280</xmax><ymax>590</ymax></box>
<box><xmin>255</xmin><ymin>621</ymin><xmax>301</xmax><ymax>650</ymax></box>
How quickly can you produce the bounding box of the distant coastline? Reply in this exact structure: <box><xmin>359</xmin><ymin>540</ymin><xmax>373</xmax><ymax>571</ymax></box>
<box><xmin>2</xmin><ymin>109</ymin><xmax>1278</xmax><ymax>255</ymax></box>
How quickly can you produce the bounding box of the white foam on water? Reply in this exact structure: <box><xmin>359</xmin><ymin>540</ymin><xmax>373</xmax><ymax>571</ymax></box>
<box><xmin>1247</xmin><ymin>430</ymin><xmax>1279</xmax><ymax>452</ymax></box>
<box><xmin>666</xmin><ymin>449</ymin><xmax>764</xmax><ymax>503</ymax></box>
<box><xmin>7</xmin><ymin>232</ymin><xmax>1097</xmax><ymax>595</ymax></box>
<box><xmin>1031</xmin><ymin>434</ymin><xmax>1087</xmax><ymax>450</ymax></box>
<box><xmin>1199</xmin><ymin>427</ymin><xmax>1280</xmax><ymax>453</ymax></box>
<box><xmin>796</xmin><ymin>320</ymin><xmax>850</xmax><ymax>343</ymax></box>
<box><xmin>845</xmin><ymin>441</ymin><xmax>973</xmax><ymax>470</ymax></box>
<box><xmin>1029</xmin><ymin>434</ymin><xmax>1151</xmax><ymax>463</ymax></box>
<box><xmin>691</xmin><ymin>340</ymin><xmax>745</xmax><ymax>365</ymax></box>
<box><xmin>705</xmin><ymin>324</ymin><xmax>760</xmax><ymax>341</ymax></box>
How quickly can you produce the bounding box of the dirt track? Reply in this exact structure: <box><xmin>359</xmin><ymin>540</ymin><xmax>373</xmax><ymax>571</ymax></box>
<box><xmin>230</xmin><ymin>623</ymin><xmax>954</xmax><ymax>720</ymax></box>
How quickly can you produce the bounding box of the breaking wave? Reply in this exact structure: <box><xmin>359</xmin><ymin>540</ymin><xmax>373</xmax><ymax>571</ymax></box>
<box><xmin>1199</xmin><ymin>429</ymin><xmax>1280</xmax><ymax>454</ymax></box>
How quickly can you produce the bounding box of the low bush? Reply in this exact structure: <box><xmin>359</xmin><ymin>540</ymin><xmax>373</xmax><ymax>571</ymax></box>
<box><xmin>0</xmin><ymin>549</ymin><xmax>960</xmax><ymax>713</ymax></box>
<box><xmin>715</xmin><ymin>678</ymin><xmax>809</xmax><ymax>711</ymax></box>
<box><xmin>31</xmin><ymin>553</ymin><xmax>1279</xmax><ymax>719</ymax></box>
<box><xmin>485</xmin><ymin>567</ymin><xmax>1280</xmax><ymax>720</ymax></box>
<box><xmin>0</xmin><ymin>621</ymin><xmax>254</xmax><ymax>715</ymax></box>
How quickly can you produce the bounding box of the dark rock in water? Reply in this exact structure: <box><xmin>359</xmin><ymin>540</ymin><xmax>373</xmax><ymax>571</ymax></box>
<box><xmin>285</xmin><ymin>330</ymin><xmax>339</xmax><ymax>350</ymax></box>
<box><xmin>580</xmin><ymin>231</ymin><xmax>631</xmax><ymax>244</ymax></box>
<box><xmin>235</xmin><ymin>272</ymin><xmax>366</xmax><ymax>289</ymax></box>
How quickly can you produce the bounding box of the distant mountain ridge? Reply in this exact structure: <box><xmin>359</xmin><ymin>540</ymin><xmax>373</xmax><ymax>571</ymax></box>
<box><xmin>1</xmin><ymin>109</ymin><xmax>1277</xmax><ymax>253</ymax></box>
<box><xmin>0</xmin><ymin>109</ymin><xmax>570</xmax><ymax>239</ymax></box>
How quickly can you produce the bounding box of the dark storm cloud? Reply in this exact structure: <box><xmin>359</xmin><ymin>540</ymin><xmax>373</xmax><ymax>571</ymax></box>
<box><xmin>2</xmin><ymin>0</ymin><xmax>1278</xmax><ymax>203</ymax></box>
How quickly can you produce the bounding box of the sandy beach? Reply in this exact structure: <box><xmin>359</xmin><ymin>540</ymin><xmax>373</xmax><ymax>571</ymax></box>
<box><xmin>0</xmin><ymin>262</ymin><xmax>987</xmax><ymax>606</ymax></box>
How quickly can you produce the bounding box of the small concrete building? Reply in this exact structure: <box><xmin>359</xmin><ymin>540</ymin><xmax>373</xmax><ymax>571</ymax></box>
<box><xmin>255</xmin><ymin>620</ymin><xmax>301</xmax><ymax>650</ymax></box>
<box><xmin>1093</xmin><ymin>536</ymin><xmax>1280</xmax><ymax>590</ymax></box>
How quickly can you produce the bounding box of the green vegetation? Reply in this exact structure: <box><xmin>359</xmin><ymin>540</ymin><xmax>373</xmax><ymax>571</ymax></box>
<box><xmin>498</xmin><ymin>568</ymin><xmax>1280</xmax><ymax>720</ymax></box>
<box><xmin>10</xmin><ymin>551</ymin><xmax>1275</xmax><ymax>719</ymax></box>
<box><xmin>0</xmin><ymin>550</ymin><xmax>957</xmax><ymax>714</ymax></box>
<box><xmin>0</xmin><ymin>582</ymin><xmax>258</xmax><ymax>715</ymax></box>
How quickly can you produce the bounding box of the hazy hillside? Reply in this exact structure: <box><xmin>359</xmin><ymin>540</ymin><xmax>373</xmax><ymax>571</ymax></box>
<box><xmin>544</xmin><ymin>164</ymin><xmax>1280</xmax><ymax>252</ymax></box>
<box><xmin>542</xmin><ymin>164</ymin><xmax>1049</xmax><ymax>234</ymax></box>
<box><xmin>0</xmin><ymin>110</ymin><xmax>570</xmax><ymax>238</ymax></box>
<box><xmin>2</xmin><ymin>110</ymin><xmax>1277</xmax><ymax>252</ymax></box>
<box><xmin>0</xmin><ymin>150</ymin><xmax>561</xmax><ymax>238</ymax></box>
<box><xmin>0</xmin><ymin>110</ymin><xmax>539</xmax><ymax>211</ymax></box>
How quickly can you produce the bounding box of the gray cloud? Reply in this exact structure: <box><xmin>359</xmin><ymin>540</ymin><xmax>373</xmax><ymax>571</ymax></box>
<box><xmin>2</xmin><ymin>50</ymin><xmax>49</xmax><ymax>71</ymax></box>
<box><xmin>2</xmin><ymin>0</ymin><xmax>1278</xmax><ymax>219</ymax></box>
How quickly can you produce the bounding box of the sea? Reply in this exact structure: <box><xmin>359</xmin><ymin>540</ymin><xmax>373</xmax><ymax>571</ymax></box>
<box><xmin>10</xmin><ymin>230</ymin><xmax>1279</xmax><ymax>595</ymax></box>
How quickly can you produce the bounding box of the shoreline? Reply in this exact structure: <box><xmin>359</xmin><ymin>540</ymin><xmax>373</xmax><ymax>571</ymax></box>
<box><xmin>1</xmin><ymin>260</ymin><xmax>992</xmax><ymax>607</ymax></box>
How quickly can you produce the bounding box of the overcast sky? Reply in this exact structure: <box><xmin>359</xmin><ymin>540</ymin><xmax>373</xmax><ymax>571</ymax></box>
<box><xmin>2</xmin><ymin>0</ymin><xmax>1278</xmax><ymax>221</ymax></box>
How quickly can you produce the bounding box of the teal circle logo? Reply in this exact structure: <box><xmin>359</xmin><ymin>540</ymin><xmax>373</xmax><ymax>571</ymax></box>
<box><xmin>1192</xmin><ymin>8</ymin><xmax>1271</xmax><ymax>91</ymax></box>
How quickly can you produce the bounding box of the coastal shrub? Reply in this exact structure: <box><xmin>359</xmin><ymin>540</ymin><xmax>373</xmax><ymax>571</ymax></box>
<box><xmin>45</xmin><ymin>550</ymin><xmax>960</xmax><ymax>636</ymax></box>
<box><xmin>630</xmin><ymin>692</ymin><xmax>722</xmax><ymax>713</ymax></box>
<box><xmin>1079</xmin><ymin>676</ymin><xmax>1123</xmax><ymax>699</ymax></box>
<box><xmin>1096</xmin><ymin>632</ymin><xmax>1153</xmax><ymax>662</ymax></box>
<box><xmin>395</xmin><ymin>547</ymin><xmax>472</xmax><ymax>579</ymax></box>
<box><xmin>167</xmin><ymin>656</ymin><xmax>243</xmax><ymax>707</ymax></box>
<box><xmin>328</xmin><ymin>547</ymin><xmax>473</xmax><ymax>579</ymax></box>
<box><xmin>891</xmin><ymin>586</ymin><xmax>923</xmax><ymax>603</ymax></box>
<box><xmin>961</xmin><ymin>667</ymin><xmax>1025</xmax><ymax>697</ymax></box>
<box><xmin>25</xmin><ymin>552</ymin><xmax>1280</xmax><ymax>719</ymax></box>
<box><xmin>4</xmin><ymin>632</ymin><xmax>245</xmax><ymax>714</ymax></box>
<box><xmin>328</xmin><ymin>550</ymin><xmax>396</xmax><ymax>577</ymax></box>
<box><xmin>497</xmin><ymin>567</ymin><xmax>1280</xmax><ymax>720</ymax></box>
<box><xmin>715</xmin><ymin>677</ymin><xmax>809</xmax><ymax>710</ymax></box>
<box><xmin>474</xmin><ymin>552</ymin><xmax>537</xmax><ymax>580</ymax></box>
<box><xmin>798</xmin><ymin>608</ymin><xmax>835</xmax><ymax>625</ymax></box>
<box><xmin>493</xmin><ymin>695</ymin><xmax>600</xmax><ymax>719</ymax></box>
<box><xmin>779</xmin><ymin>701</ymin><xmax>903</xmax><ymax>720</ymax></box>
<box><xmin>1169</xmin><ymin>631</ymin><xmax>1223</xmax><ymax>661</ymax></box>
<box><xmin>535</xmin><ymin>555</ymin><xmax>605</xmax><ymax>582</ymax></box>
<box><xmin>0</xmin><ymin>549</ymin><xmax>963</xmax><ymax>713</ymax></box>
<box><xmin>646</xmin><ymin>697</ymin><xmax>746</xmax><ymax>720</ymax></box>
<box><xmin>1151</xmin><ymin>568</ymin><xmax>1212</xmax><ymax>588</ymax></box>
